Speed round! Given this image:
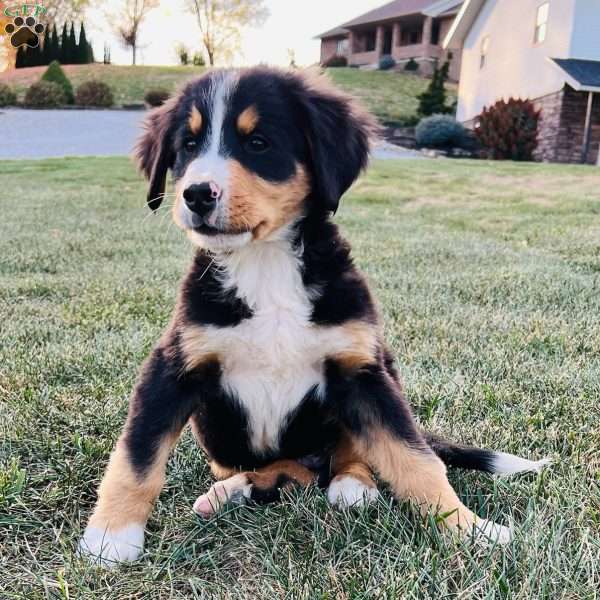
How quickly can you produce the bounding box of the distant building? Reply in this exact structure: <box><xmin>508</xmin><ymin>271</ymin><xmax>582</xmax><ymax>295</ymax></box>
<box><xmin>316</xmin><ymin>0</ymin><xmax>464</xmax><ymax>81</ymax></box>
<box><xmin>445</xmin><ymin>0</ymin><xmax>600</xmax><ymax>164</ymax></box>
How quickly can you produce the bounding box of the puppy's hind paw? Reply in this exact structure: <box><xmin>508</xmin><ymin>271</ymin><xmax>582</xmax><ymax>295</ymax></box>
<box><xmin>471</xmin><ymin>518</ymin><xmax>513</xmax><ymax>546</ymax></box>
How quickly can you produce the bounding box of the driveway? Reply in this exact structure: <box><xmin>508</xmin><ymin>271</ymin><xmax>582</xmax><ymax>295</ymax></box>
<box><xmin>0</xmin><ymin>108</ymin><xmax>421</xmax><ymax>160</ymax></box>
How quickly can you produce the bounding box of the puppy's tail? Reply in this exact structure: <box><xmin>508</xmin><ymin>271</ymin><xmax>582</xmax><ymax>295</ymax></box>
<box><xmin>424</xmin><ymin>431</ymin><xmax>551</xmax><ymax>475</ymax></box>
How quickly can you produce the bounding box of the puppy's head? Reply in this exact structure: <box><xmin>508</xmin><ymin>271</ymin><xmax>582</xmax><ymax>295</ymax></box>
<box><xmin>135</xmin><ymin>67</ymin><xmax>376</xmax><ymax>251</ymax></box>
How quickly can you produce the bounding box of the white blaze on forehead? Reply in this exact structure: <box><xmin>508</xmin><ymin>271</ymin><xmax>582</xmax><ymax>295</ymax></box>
<box><xmin>178</xmin><ymin>72</ymin><xmax>239</xmax><ymax>229</ymax></box>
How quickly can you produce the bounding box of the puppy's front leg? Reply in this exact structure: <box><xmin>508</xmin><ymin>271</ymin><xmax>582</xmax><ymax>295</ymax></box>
<box><xmin>79</xmin><ymin>346</ymin><xmax>196</xmax><ymax>566</ymax></box>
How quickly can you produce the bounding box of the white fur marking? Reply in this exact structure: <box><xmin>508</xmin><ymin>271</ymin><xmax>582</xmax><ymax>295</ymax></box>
<box><xmin>327</xmin><ymin>475</ymin><xmax>379</xmax><ymax>508</ymax></box>
<box><xmin>193</xmin><ymin>473</ymin><xmax>253</xmax><ymax>517</ymax></box>
<box><xmin>472</xmin><ymin>518</ymin><xmax>513</xmax><ymax>545</ymax></box>
<box><xmin>78</xmin><ymin>523</ymin><xmax>144</xmax><ymax>567</ymax></box>
<box><xmin>177</xmin><ymin>72</ymin><xmax>239</xmax><ymax>231</ymax></box>
<box><xmin>491</xmin><ymin>452</ymin><xmax>551</xmax><ymax>476</ymax></box>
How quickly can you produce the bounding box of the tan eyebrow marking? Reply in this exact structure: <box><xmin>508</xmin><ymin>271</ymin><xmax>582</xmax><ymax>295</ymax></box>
<box><xmin>237</xmin><ymin>105</ymin><xmax>259</xmax><ymax>135</ymax></box>
<box><xmin>189</xmin><ymin>106</ymin><xmax>203</xmax><ymax>134</ymax></box>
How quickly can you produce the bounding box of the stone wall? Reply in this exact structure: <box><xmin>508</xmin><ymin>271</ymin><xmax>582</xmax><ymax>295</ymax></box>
<box><xmin>535</xmin><ymin>86</ymin><xmax>600</xmax><ymax>164</ymax></box>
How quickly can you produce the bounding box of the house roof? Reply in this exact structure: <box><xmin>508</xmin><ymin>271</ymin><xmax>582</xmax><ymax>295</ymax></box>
<box><xmin>316</xmin><ymin>26</ymin><xmax>349</xmax><ymax>39</ymax></box>
<box><xmin>342</xmin><ymin>0</ymin><xmax>442</xmax><ymax>28</ymax></box>
<box><xmin>550</xmin><ymin>58</ymin><xmax>600</xmax><ymax>92</ymax></box>
<box><xmin>442</xmin><ymin>0</ymin><xmax>485</xmax><ymax>48</ymax></box>
<box><xmin>422</xmin><ymin>0</ymin><xmax>463</xmax><ymax>17</ymax></box>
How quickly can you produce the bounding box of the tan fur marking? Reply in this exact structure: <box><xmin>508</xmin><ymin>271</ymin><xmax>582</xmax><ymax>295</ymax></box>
<box><xmin>236</xmin><ymin>105</ymin><xmax>259</xmax><ymax>135</ymax></box>
<box><xmin>356</xmin><ymin>429</ymin><xmax>480</xmax><ymax>531</ymax></box>
<box><xmin>210</xmin><ymin>461</ymin><xmax>239</xmax><ymax>480</ymax></box>
<box><xmin>188</xmin><ymin>105</ymin><xmax>203</xmax><ymax>134</ymax></box>
<box><xmin>227</xmin><ymin>160</ymin><xmax>310</xmax><ymax>240</ymax></box>
<box><xmin>88</xmin><ymin>432</ymin><xmax>177</xmax><ymax>531</ymax></box>
<box><xmin>330</xmin><ymin>320</ymin><xmax>378</xmax><ymax>371</ymax></box>
<box><xmin>179</xmin><ymin>324</ymin><xmax>219</xmax><ymax>371</ymax></box>
<box><xmin>246</xmin><ymin>459</ymin><xmax>315</xmax><ymax>489</ymax></box>
<box><xmin>331</xmin><ymin>430</ymin><xmax>376</xmax><ymax>488</ymax></box>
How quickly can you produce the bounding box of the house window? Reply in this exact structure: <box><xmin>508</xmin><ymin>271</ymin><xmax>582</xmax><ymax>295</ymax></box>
<box><xmin>534</xmin><ymin>2</ymin><xmax>549</xmax><ymax>44</ymax></box>
<box><xmin>401</xmin><ymin>27</ymin><xmax>422</xmax><ymax>46</ymax></box>
<box><xmin>364</xmin><ymin>30</ymin><xmax>376</xmax><ymax>52</ymax></box>
<box><xmin>480</xmin><ymin>35</ymin><xmax>490</xmax><ymax>69</ymax></box>
<box><xmin>431</xmin><ymin>21</ymin><xmax>441</xmax><ymax>45</ymax></box>
<box><xmin>336</xmin><ymin>39</ymin><xmax>348</xmax><ymax>54</ymax></box>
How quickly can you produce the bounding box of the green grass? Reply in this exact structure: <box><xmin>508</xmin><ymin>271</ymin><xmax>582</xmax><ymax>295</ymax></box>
<box><xmin>1</xmin><ymin>157</ymin><xmax>599</xmax><ymax>598</ymax></box>
<box><xmin>4</xmin><ymin>64</ymin><xmax>454</xmax><ymax>124</ymax></box>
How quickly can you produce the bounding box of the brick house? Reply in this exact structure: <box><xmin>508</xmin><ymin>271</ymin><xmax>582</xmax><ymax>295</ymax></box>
<box><xmin>445</xmin><ymin>0</ymin><xmax>600</xmax><ymax>164</ymax></box>
<box><xmin>317</xmin><ymin>0</ymin><xmax>464</xmax><ymax>80</ymax></box>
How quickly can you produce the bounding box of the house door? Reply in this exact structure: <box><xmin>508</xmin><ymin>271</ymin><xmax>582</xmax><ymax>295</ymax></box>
<box><xmin>383</xmin><ymin>27</ymin><xmax>393</xmax><ymax>55</ymax></box>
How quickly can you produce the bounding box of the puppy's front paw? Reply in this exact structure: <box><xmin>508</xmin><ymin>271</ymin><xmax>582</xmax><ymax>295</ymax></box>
<box><xmin>471</xmin><ymin>518</ymin><xmax>513</xmax><ymax>546</ymax></box>
<box><xmin>327</xmin><ymin>475</ymin><xmax>379</xmax><ymax>508</ymax></box>
<box><xmin>193</xmin><ymin>473</ymin><xmax>253</xmax><ymax>517</ymax></box>
<box><xmin>78</xmin><ymin>523</ymin><xmax>145</xmax><ymax>567</ymax></box>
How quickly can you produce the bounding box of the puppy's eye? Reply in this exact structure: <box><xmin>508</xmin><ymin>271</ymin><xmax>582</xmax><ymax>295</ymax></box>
<box><xmin>244</xmin><ymin>134</ymin><xmax>270</xmax><ymax>154</ymax></box>
<box><xmin>184</xmin><ymin>140</ymin><xmax>197</xmax><ymax>153</ymax></box>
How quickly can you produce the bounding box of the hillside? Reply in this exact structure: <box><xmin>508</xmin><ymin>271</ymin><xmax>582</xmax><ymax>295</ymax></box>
<box><xmin>2</xmin><ymin>64</ymin><xmax>456</xmax><ymax>125</ymax></box>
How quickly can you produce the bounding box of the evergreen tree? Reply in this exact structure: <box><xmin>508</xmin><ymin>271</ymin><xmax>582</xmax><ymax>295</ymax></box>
<box><xmin>67</xmin><ymin>22</ymin><xmax>77</xmax><ymax>64</ymax></box>
<box><xmin>77</xmin><ymin>23</ymin><xmax>88</xmax><ymax>64</ymax></box>
<box><xmin>59</xmin><ymin>23</ymin><xmax>68</xmax><ymax>63</ymax></box>
<box><xmin>87</xmin><ymin>41</ymin><xmax>95</xmax><ymax>64</ymax></box>
<box><xmin>418</xmin><ymin>61</ymin><xmax>451</xmax><ymax>117</ymax></box>
<box><xmin>30</xmin><ymin>41</ymin><xmax>43</xmax><ymax>66</ymax></box>
<box><xmin>50</xmin><ymin>25</ymin><xmax>60</xmax><ymax>63</ymax></box>
<box><xmin>42</xmin><ymin>28</ymin><xmax>52</xmax><ymax>65</ymax></box>
<box><xmin>42</xmin><ymin>60</ymin><xmax>74</xmax><ymax>103</ymax></box>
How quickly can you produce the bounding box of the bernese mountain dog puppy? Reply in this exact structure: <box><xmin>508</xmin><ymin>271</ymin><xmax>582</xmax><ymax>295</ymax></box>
<box><xmin>79</xmin><ymin>67</ymin><xmax>549</xmax><ymax>566</ymax></box>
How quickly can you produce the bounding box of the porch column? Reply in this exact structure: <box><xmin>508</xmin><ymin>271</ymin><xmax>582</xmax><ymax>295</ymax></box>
<box><xmin>392</xmin><ymin>22</ymin><xmax>401</xmax><ymax>49</ymax></box>
<box><xmin>375</xmin><ymin>25</ymin><xmax>384</xmax><ymax>56</ymax></box>
<box><xmin>422</xmin><ymin>16</ymin><xmax>433</xmax><ymax>47</ymax></box>
<box><xmin>348</xmin><ymin>30</ymin><xmax>356</xmax><ymax>56</ymax></box>
<box><xmin>581</xmin><ymin>91</ymin><xmax>594</xmax><ymax>164</ymax></box>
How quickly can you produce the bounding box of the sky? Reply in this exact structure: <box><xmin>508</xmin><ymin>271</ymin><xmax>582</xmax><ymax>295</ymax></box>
<box><xmin>85</xmin><ymin>0</ymin><xmax>386</xmax><ymax>67</ymax></box>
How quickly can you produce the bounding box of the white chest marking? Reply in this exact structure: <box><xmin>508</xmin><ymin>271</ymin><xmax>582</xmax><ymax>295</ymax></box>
<box><xmin>192</xmin><ymin>230</ymin><xmax>357</xmax><ymax>454</ymax></box>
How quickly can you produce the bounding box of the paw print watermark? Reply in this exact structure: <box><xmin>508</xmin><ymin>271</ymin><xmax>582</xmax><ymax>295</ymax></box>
<box><xmin>4</xmin><ymin>15</ymin><xmax>45</xmax><ymax>48</ymax></box>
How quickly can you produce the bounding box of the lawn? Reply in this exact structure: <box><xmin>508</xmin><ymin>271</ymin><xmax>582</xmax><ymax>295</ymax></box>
<box><xmin>1</xmin><ymin>156</ymin><xmax>599</xmax><ymax>598</ymax></box>
<box><xmin>2</xmin><ymin>64</ymin><xmax>454</xmax><ymax>125</ymax></box>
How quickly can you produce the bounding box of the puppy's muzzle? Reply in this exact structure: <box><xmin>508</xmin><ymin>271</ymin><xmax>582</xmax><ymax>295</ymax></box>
<box><xmin>183</xmin><ymin>182</ymin><xmax>221</xmax><ymax>218</ymax></box>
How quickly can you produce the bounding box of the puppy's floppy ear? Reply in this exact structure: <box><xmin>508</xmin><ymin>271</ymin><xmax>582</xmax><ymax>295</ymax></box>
<box><xmin>133</xmin><ymin>96</ymin><xmax>178</xmax><ymax>211</ymax></box>
<box><xmin>295</xmin><ymin>71</ymin><xmax>379</xmax><ymax>214</ymax></box>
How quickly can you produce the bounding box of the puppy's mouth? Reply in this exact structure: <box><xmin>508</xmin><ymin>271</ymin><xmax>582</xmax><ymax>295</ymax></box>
<box><xmin>192</xmin><ymin>222</ymin><xmax>252</xmax><ymax>237</ymax></box>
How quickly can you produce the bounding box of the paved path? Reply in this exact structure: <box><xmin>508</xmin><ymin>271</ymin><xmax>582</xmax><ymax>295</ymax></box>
<box><xmin>0</xmin><ymin>108</ymin><xmax>421</xmax><ymax>160</ymax></box>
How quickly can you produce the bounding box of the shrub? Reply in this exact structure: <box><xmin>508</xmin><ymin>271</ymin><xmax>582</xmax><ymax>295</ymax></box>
<box><xmin>41</xmin><ymin>60</ymin><xmax>74</xmax><ymax>104</ymax></box>
<box><xmin>192</xmin><ymin>52</ymin><xmax>205</xmax><ymax>66</ymax></box>
<box><xmin>404</xmin><ymin>58</ymin><xmax>419</xmax><ymax>72</ymax></box>
<box><xmin>0</xmin><ymin>83</ymin><xmax>17</xmax><ymax>107</ymax></box>
<box><xmin>379</xmin><ymin>54</ymin><xmax>396</xmax><ymax>71</ymax></box>
<box><xmin>24</xmin><ymin>81</ymin><xmax>66</xmax><ymax>108</ymax></box>
<box><xmin>415</xmin><ymin>114</ymin><xmax>470</xmax><ymax>150</ymax></box>
<box><xmin>475</xmin><ymin>98</ymin><xmax>540</xmax><ymax>161</ymax></box>
<box><xmin>144</xmin><ymin>89</ymin><xmax>170</xmax><ymax>107</ymax></box>
<box><xmin>75</xmin><ymin>80</ymin><xmax>114</xmax><ymax>107</ymax></box>
<box><xmin>418</xmin><ymin>61</ymin><xmax>451</xmax><ymax>117</ymax></box>
<box><xmin>323</xmin><ymin>54</ymin><xmax>347</xmax><ymax>68</ymax></box>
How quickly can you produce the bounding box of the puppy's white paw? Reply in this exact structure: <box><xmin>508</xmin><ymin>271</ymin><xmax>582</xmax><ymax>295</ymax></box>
<box><xmin>327</xmin><ymin>475</ymin><xmax>379</xmax><ymax>508</ymax></box>
<box><xmin>78</xmin><ymin>523</ymin><xmax>144</xmax><ymax>567</ymax></box>
<box><xmin>471</xmin><ymin>518</ymin><xmax>513</xmax><ymax>546</ymax></box>
<box><xmin>193</xmin><ymin>473</ymin><xmax>253</xmax><ymax>517</ymax></box>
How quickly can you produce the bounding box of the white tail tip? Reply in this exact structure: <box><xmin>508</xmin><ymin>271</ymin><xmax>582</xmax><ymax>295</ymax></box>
<box><xmin>491</xmin><ymin>452</ymin><xmax>551</xmax><ymax>476</ymax></box>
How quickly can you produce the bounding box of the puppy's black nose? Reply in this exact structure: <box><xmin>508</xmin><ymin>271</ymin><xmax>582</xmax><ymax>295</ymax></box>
<box><xmin>183</xmin><ymin>183</ymin><xmax>216</xmax><ymax>216</ymax></box>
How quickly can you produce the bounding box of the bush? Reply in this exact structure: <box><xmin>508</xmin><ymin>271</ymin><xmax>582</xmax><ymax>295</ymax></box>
<box><xmin>475</xmin><ymin>98</ymin><xmax>540</xmax><ymax>161</ymax></box>
<box><xmin>75</xmin><ymin>80</ymin><xmax>114</xmax><ymax>107</ymax></box>
<box><xmin>144</xmin><ymin>88</ymin><xmax>170</xmax><ymax>107</ymax></box>
<box><xmin>322</xmin><ymin>55</ymin><xmax>347</xmax><ymax>68</ymax></box>
<box><xmin>415</xmin><ymin>114</ymin><xmax>470</xmax><ymax>150</ymax></box>
<box><xmin>378</xmin><ymin>55</ymin><xmax>396</xmax><ymax>71</ymax></box>
<box><xmin>404</xmin><ymin>58</ymin><xmax>419</xmax><ymax>72</ymax></box>
<box><xmin>24</xmin><ymin>81</ymin><xmax>66</xmax><ymax>108</ymax></box>
<box><xmin>0</xmin><ymin>83</ymin><xmax>17</xmax><ymax>107</ymax></box>
<box><xmin>418</xmin><ymin>61</ymin><xmax>451</xmax><ymax>117</ymax></box>
<box><xmin>192</xmin><ymin>52</ymin><xmax>205</xmax><ymax>66</ymax></box>
<box><xmin>41</xmin><ymin>60</ymin><xmax>74</xmax><ymax>104</ymax></box>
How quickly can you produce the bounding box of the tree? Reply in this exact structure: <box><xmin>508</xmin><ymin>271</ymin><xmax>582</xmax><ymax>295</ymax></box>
<box><xmin>42</xmin><ymin>28</ymin><xmax>52</xmax><ymax>64</ymax></box>
<box><xmin>108</xmin><ymin>0</ymin><xmax>159</xmax><ymax>66</ymax></box>
<box><xmin>15</xmin><ymin>46</ymin><xmax>26</xmax><ymax>69</ymax></box>
<box><xmin>417</xmin><ymin>61</ymin><xmax>451</xmax><ymax>117</ymax></box>
<box><xmin>50</xmin><ymin>25</ymin><xmax>60</xmax><ymax>63</ymax></box>
<box><xmin>77</xmin><ymin>23</ymin><xmax>89</xmax><ymax>64</ymax></box>
<box><xmin>36</xmin><ymin>0</ymin><xmax>90</xmax><ymax>28</ymax></box>
<box><xmin>185</xmin><ymin>0</ymin><xmax>269</xmax><ymax>66</ymax></box>
<box><xmin>67</xmin><ymin>22</ymin><xmax>77</xmax><ymax>64</ymax></box>
<box><xmin>59</xmin><ymin>23</ymin><xmax>69</xmax><ymax>63</ymax></box>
